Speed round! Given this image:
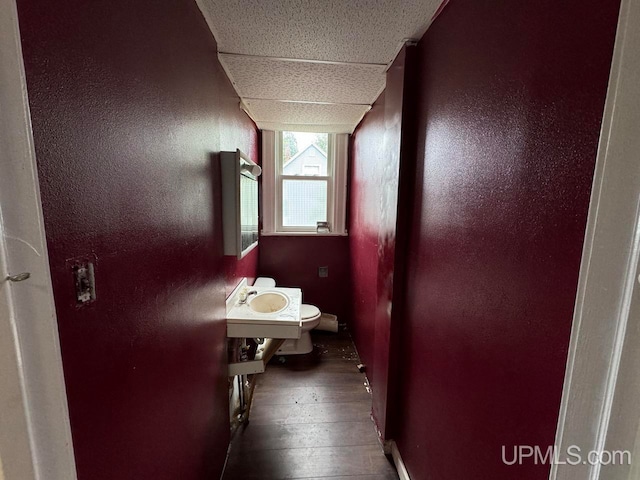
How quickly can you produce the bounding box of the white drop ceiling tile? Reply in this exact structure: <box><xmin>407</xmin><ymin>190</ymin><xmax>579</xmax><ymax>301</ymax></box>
<box><xmin>200</xmin><ymin>0</ymin><xmax>442</xmax><ymax>64</ymax></box>
<box><xmin>219</xmin><ymin>54</ymin><xmax>385</xmax><ymax>104</ymax></box>
<box><xmin>244</xmin><ymin>99</ymin><xmax>369</xmax><ymax>128</ymax></box>
<box><xmin>197</xmin><ymin>0</ymin><xmax>444</xmax><ymax>131</ymax></box>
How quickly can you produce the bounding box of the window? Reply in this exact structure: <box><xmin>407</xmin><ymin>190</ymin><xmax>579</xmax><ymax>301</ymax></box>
<box><xmin>262</xmin><ymin>130</ymin><xmax>348</xmax><ymax>235</ymax></box>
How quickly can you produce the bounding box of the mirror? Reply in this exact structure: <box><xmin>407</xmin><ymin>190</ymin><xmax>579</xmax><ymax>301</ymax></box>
<box><xmin>239</xmin><ymin>171</ymin><xmax>258</xmax><ymax>257</ymax></box>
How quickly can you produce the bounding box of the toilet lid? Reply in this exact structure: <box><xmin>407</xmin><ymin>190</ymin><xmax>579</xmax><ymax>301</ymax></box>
<box><xmin>301</xmin><ymin>304</ymin><xmax>321</xmax><ymax>319</ymax></box>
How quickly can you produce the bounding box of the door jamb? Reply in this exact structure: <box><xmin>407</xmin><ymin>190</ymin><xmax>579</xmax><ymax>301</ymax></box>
<box><xmin>0</xmin><ymin>1</ymin><xmax>77</xmax><ymax>478</ymax></box>
<box><xmin>551</xmin><ymin>0</ymin><xmax>640</xmax><ymax>478</ymax></box>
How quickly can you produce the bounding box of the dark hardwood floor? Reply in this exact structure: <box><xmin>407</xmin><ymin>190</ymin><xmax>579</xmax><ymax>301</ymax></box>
<box><xmin>222</xmin><ymin>328</ymin><xmax>399</xmax><ymax>480</ymax></box>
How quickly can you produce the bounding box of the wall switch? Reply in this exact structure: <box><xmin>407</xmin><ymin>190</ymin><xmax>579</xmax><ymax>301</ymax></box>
<box><xmin>318</xmin><ymin>266</ymin><xmax>329</xmax><ymax>278</ymax></box>
<box><xmin>73</xmin><ymin>262</ymin><xmax>96</xmax><ymax>304</ymax></box>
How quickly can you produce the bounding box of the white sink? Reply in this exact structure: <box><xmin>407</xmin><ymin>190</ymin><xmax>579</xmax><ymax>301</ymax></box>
<box><xmin>249</xmin><ymin>292</ymin><xmax>289</xmax><ymax>314</ymax></box>
<box><xmin>226</xmin><ymin>280</ymin><xmax>302</xmax><ymax>339</ymax></box>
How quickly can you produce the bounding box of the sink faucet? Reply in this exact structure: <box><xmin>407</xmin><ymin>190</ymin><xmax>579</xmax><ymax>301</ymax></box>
<box><xmin>238</xmin><ymin>289</ymin><xmax>258</xmax><ymax>305</ymax></box>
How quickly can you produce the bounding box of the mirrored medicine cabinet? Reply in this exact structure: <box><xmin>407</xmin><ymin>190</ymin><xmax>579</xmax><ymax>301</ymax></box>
<box><xmin>220</xmin><ymin>149</ymin><xmax>261</xmax><ymax>259</ymax></box>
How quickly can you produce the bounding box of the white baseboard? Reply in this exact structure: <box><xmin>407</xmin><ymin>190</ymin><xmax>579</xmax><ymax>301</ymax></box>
<box><xmin>219</xmin><ymin>441</ymin><xmax>232</xmax><ymax>480</ymax></box>
<box><xmin>388</xmin><ymin>440</ymin><xmax>410</xmax><ymax>480</ymax></box>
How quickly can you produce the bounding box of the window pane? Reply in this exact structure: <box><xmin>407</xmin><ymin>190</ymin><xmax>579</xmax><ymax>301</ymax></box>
<box><xmin>282</xmin><ymin>131</ymin><xmax>329</xmax><ymax>176</ymax></box>
<box><xmin>282</xmin><ymin>179</ymin><xmax>327</xmax><ymax>227</ymax></box>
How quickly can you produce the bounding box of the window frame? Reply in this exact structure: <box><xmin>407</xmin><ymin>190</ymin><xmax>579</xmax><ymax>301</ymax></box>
<box><xmin>261</xmin><ymin>130</ymin><xmax>348</xmax><ymax>236</ymax></box>
<box><xmin>275</xmin><ymin>131</ymin><xmax>334</xmax><ymax>233</ymax></box>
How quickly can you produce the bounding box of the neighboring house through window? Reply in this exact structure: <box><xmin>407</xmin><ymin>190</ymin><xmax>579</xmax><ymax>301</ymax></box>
<box><xmin>303</xmin><ymin>165</ymin><xmax>321</xmax><ymax>175</ymax></box>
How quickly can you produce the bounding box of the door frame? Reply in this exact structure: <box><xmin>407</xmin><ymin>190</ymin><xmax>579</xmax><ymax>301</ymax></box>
<box><xmin>1</xmin><ymin>0</ymin><xmax>637</xmax><ymax>478</ymax></box>
<box><xmin>0</xmin><ymin>0</ymin><xmax>77</xmax><ymax>478</ymax></box>
<box><xmin>551</xmin><ymin>0</ymin><xmax>640</xmax><ymax>478</ymax></box>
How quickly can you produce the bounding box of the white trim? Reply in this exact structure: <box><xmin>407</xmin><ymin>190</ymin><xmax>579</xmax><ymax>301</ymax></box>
<box><xmin>274</xmin><ymin>130</ymin><xmax>284</xmax><ymax>230</ymax></box>
<box><xmin>551</xmin><ymin>0</ymin><xmax>640</xmax><ymax>479</ymax></box>
<box><xmin>260</xmin><ymin>232</ymin><xmax>348</xmax><ymax>237</ymax></box>
<box><xmin>0</xmin><ymin>1</ymin><xmax>77</xmax><ymax>479</ymax></box>
<box><xmin>218</xmin><ymin>51</ymin><xmax>388</xmax><ymax>68</ymax></box>
<box><xmin>389</xmin><ymin>440</ymin><xmax>411</xmax><ymax>480</ymax></box>
<box><xmin>263</xmin><ymin>130</ymin><xmax>348</xmax><ymax>235</ymax></box>
<box><xmin>257</xmin><ymin>122</ymin><xmax>358</xmax><ymax>135</ymax></box>
<box><xmin>243</xmin><ymin>97</ymin><xmax>371</xmax><ymax>107</ymax></box>
<box><xmin>332</xmin><ymin>133</ymin><xmax>349</xmax><ymax>235</ymax></box>
<box><xmin>261</xmin><ymin>131</ymin><xmax>277</xmax><ymax>234</ymax></box>
<box><xmin>280</xmin><ymin>175</ymin><xmax>331</xmax><ymax>181</ymax></box>
<box><xmin>239</xmin><ymin>99</ymin><xmax>259</xmax><ymax>124</ymax></box>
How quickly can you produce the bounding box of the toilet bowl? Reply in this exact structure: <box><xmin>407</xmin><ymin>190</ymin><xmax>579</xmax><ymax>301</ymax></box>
<box><xmin>276</xmin><ymin>304</ymin><xmax>321</xmax><ymax>355</ymax></box>
<box><xmin>253</xmin><ymin>277</ymin><xmax>321</xmax><ymax>355</ymax></box>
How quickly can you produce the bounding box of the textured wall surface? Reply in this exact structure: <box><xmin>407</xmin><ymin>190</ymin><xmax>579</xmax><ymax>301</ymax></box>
<box><xmin>348</xmin><ymin>47</ymin><xmax>411</xmax><ymax>440</ymax></box>
<box><xmin>348</xmin><ymin>92</ymin><xmax>385</xmax><ymax>383</ymax></box>
<box><xmin>17</xmin><ymin>0</ymin><xmax>257</xmax><ymax>478</ymax></box>
<box><xmin>224</xmin><ymin>248</ymin><xmax>259</xmax><ymax>296</ymax></box>
<box><xmin>395</xmin><ymin>0</ymin><xmax>620</xmax><ymax>479</ymax></box>
<box><xmin>369</xmin><ymin>50</ymin><xmax>408</xmax><ymax>437</ymax></box>
<box><xmin>258</xmin><ymin>236</ymin><xmax>350</xmax><ymax>321</ymax></box>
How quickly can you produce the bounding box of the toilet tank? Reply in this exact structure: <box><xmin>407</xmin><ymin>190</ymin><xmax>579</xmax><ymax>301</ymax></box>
<box><xmin>253</xmin><ymin>277</ymin><xmax>276</xmax><ymax>288</ymax></box>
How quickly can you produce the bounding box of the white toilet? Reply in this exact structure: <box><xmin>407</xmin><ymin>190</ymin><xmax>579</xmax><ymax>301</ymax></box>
<box><xmin>253</xmin><ymin>277</ymin><xmax>321</xmax><ymax>355</ymax></box>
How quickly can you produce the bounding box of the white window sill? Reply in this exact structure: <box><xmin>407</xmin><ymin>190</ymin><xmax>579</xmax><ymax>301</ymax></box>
<box><xmin>260</xmin><ymin>231</ymin><xmax>348</xmax><ymax>237</ymax></box>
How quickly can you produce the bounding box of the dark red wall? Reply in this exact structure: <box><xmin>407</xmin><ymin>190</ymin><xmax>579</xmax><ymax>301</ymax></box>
<box><xmin>17</xmin><ymin>0</ymin><xmax>257</xmax><ymax>478</ymax></box>
<box><xmin>349</xmin><ymin>92</ymin><xmax>385</xmax><ymax>384</ymax></box>
<box><xmin>348</xmin><ymin>47</ymin><xmax>413</xmax><ymax>439</ymax></box>
<box><xmin>258</xmin><ymin>236</ymin><xmax>350</xmax><ymax>320</ymax></box>
<box><xmin>394</xmin><ymin>1</ymin><xmax>620</xmax><ymax>479</ymax></box>
<box><xmin>224</xmin><ymin>249</ymin><xmax>258</xmax><ymax>296</ymax></box>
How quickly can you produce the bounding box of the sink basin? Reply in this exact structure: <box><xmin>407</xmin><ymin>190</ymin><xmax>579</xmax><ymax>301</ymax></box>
<box><xmin>226</xmin><ymin>283</ymin><xmax>302</xmax><ymax>338</ymax></box>
<box><xmin>249</xmin><ymin>292</ymin><xmax>289</xmax><ymax>314</ymax></box>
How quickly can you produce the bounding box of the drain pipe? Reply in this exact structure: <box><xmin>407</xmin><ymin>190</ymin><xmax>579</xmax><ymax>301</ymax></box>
<box><xmin>236</xmin><ymin>338</ymin><xmax>285</xmax><ymax>424</ymax></box>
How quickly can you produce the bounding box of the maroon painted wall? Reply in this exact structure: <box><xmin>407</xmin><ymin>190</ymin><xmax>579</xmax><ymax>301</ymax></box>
<box><xmin>349</xmin><ymin>92</ymin><xmax>385</xmax><ymax>384</ymax></box>
<box><xmin>394</xmin><ymin>1</ymin><xmax>620</xmax><ymax>479</ymax></box>
<box><xmin>17</xmin><ymin>0</ymin><xmax>258</xmax><ymax>478</ymax></box>
<box><xmin>259</xmin><ymin>236</ymin><xmax>350</xmax><ymax>321</ymax></box>
<box><xmin>348</xmin><ymin>47</ymin><xmax>413</xmax><ymax>439</ymax></box>
<box><xmin>224</xmin><ymin>249</ymin><xmax>258</xmax><ymax>296</ymax></box>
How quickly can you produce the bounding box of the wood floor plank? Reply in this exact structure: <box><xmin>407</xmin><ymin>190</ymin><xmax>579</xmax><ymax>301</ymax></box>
<box><xmin>253</xmin><ymin>384</ymin><xmax>371</xmax><ymax>405</ymax></box>
<box><xmin>223</xmin><ymin>445</ymin><xmax>398</xmax><ymax>479</ymax></box>
<box><xmin>268</xmin><ymin>357</ymin><xmax>363</xmax><ymax>374</ymax></box>
<box><xmin>230</xmin><ymin>421</ymin><xmax>379</xmax><ymax>452</ymax></box>
<box><xmin>256</xmin><ymin>370</ymin><xmax>366</xmax><ymax>387</ymax></box>
<box><xmin>300</xmin><ymin>476</ymin><xmax>399</xmax><ymax>480</ymax></box>
<box><xmin>249</xmin><ymin>401</ymin><xmax>371</xmax><ymax>425</ymax></box>
<box><xmin>311</xmin><ymin>341</ymin><xmax>359</xmax><ymax>361</ymax></box>
<box><xmin>223</xmin><ymin>329</ymin><xmax>398</xmax><ymax>479</ymax></box>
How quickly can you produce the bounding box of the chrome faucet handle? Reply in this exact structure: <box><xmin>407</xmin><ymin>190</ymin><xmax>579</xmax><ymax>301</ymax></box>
<box><xmin>238</xmin><ymin>289</ymin><xmax>258</xmax><ymax>305</ymax></box>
